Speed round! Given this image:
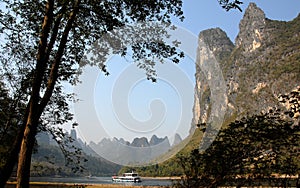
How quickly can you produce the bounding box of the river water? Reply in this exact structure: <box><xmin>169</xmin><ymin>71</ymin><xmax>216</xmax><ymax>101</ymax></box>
<box><xmin>29</xmin><ymin>176</ymin><xmax>174</xmax><ymax>187</ymax></box>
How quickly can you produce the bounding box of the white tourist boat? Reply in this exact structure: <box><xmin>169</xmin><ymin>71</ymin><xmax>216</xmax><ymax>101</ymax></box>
<box><xmin>112</xmin><ymin>172</ymin><xmax>142</xmax><ymax>182</ymax></box>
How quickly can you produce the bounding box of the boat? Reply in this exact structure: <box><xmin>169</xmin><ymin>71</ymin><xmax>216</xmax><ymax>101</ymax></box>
<box><xmin>112</xmin><ymin>172</ymin><xmax>142</xmax><ymax>182</ymax></box>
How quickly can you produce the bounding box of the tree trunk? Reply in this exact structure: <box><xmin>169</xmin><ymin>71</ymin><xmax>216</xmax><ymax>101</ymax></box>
<box><xmin>15</xmin><ymin>0</ymin><xmax>54</xmax><ymax>187</ymax></box>
<box><xmin>16</xmin><ymin>116</ymin><xmax>38</xmax><ymax>188</ymax></box>
<box><xmin>14</xmin><ymin>0</ymin><xmax>79</xmax><ymax>187</ymax></box>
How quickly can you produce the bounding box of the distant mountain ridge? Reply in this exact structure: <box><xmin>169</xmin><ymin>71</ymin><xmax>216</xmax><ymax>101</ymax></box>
<box><xmin>94</xmin><ymin>134</ymin><xmax>183</xmax><ymax>148</ymax></box>
<box><xmin>33</xmin><ymin>130</ymin><xmax>121</xmax><ymax>177</ymax></box>
<box><xmin>36</xmin><ymin>129</ymin><xmax>183</xmax><ymax>167</ymax></box>
<box><xmin>96</xmin><ymin>135</ymin><xmax>172</xmax><ymax>147</ymax></box>
<box><xmin>89</xmin><ymin>134</ymin><xmax>183</xmax><ymax>165</ymax></box>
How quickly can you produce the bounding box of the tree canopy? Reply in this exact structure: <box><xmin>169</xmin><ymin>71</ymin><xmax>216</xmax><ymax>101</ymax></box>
<box><xmin>174</xmin><ymin>88</ymin><xmax>300</xmax><ymax>188</ymax></box>
<box><xmin>0</xmin><ymin>0</ymin><xmax>186</xmax><ymax>187</ymax></box>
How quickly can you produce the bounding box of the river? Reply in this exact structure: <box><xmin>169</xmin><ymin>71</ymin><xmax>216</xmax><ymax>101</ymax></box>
<box><xmin>29</xmin><ymin>177</ymin><xmax>174</xmax><ymax>187</ymax></box>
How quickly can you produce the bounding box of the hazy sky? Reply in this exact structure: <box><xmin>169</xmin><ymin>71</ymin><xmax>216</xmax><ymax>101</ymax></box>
<box><xmin>72</xmin><ymin>0</ymin><xmax>300</xmax><ymax>144</ymax></box>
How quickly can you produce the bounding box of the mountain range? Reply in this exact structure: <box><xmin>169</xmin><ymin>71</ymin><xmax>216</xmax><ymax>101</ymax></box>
<box><xmin>36</xmin><ymin>130</ymin><xmax>183</xmax><ymax>167</ymax></box>
<box><xmin>131</xmin><ymin>2</ymin><xmax>300</xmax><ymax>176</ymax></box>
<box><xmin>34</xmin><ymin>2</ymin><xmax>300</xmax><ymax>176</ymax></box>
<box><xmin>89</xmin><ymin>134</ymin><xmax>182</xmax><ymax>166</ymax></box>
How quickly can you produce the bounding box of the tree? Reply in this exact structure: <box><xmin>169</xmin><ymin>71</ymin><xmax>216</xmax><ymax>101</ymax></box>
<box><xmin>0</xmin><ymin>81</ymin><xmax>19</xmax><ymax>169</ymax></box>
<box><xmin>218</xmin><ymin>0</ymin><xmax>243</xmax><ymax>12</ymax></box>
<box><xmin>0</xmin><ymin>80</ymin><xmax>26</xmax><ymax>182</ymax></box>
<box><xmin>174</xmin><ymin>88</ymin><xmax>300</xmax><ymax>188</ymax></box>
<box><xmin>0</xmin><ymin>1</ymin><xmax>185</xmax><ymax>188</ymax></box>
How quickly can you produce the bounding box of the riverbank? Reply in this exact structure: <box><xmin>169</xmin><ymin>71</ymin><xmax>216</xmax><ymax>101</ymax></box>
<box><xmin>142</xmin><ymin>177</ymin><xmax>180</xmax><ymax>180</ymax></box>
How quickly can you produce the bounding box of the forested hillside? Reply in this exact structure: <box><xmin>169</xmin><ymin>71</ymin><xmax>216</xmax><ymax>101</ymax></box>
<box><xmin>126</xmin><ymin>3</ymin><xmax>300</xmax><ymax>178</ymax></box>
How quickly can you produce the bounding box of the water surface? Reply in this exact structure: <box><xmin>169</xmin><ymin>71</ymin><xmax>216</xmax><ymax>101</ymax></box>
<box><xmin>29</xmin><ymin>177</ymin><xmax>173</xmax><ymax>187</ymax></box>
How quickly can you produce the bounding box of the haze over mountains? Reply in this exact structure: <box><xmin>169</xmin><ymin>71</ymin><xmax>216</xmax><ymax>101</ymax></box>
<box><xmin>37</xmin><ymin>130</ymin><xmax>182</xmax><ymax>166</ymax></box>
<box><xmin>33</xmin><ymin>3</ymin><xmax>300</xmax><ymax>177</ymax></box>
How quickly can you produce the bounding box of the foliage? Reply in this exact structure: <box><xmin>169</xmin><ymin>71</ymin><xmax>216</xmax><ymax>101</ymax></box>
<box><xmin>0</xmin><ymin>0</ymin><xmax>185</xmax><ymax>186</ymax></box>
<box><xmin>173</xmin><ymin>88</ymin><xmax>300</xmax><ymax>188</ymax></box>
<box><xmin>119</xmin><ymin>162</ymin><xmax>183</xmax><ymax>177</ymax></box>
<box><xmin>0</xmin><ymin>81</ymin><xmax>25</xmax><ymax>168</ymax></box>
<box><xmin>263</xmin><ymin>16</ymin><xmax>300</xmax><ymax>81</ymax></box>
<box><xmin>0</xmin><ymin>82</ymin><xmax>14</xmax><ymax>168</ymax></box>
<box><xmin>218</xmin><ymin>0</ymin><xmax>243</xmax><ymax>12</ymax></box>
<box><xmin>31</xmin><ymin>143</ymin><xmax>121</xmax><ymax>177</ymax></box>
<box><xmin>118</xmin><ymin>129</ymin><xmax>203</xmax><ymax>177</ymax></box>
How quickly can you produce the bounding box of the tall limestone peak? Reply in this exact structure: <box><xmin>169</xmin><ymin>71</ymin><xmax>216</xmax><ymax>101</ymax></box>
<box><xmin>198</xmin><ymin>27</ymin><xmax>234</xmax><ymax>62</ymax></box>
<box><xmin>191</xmin><ymin>27</ymin><xmax>232</xmax><ymax>131</ymax></box>
<box><xmin>150</xmin><ymin>135</ymin><xmax>163</xmax><ymax>146</ymax></box>
<box><xmin>235</xmin><ymin>3</ymin><xmax>266</xmax><ymax>52</ymax></box>
<box><xmin>131</xmin><ymin>137</ymin><xmax>150</xmax><ymax>147</ymax></box>
<box><xmin>172</xmin><ymin>133</ymin><xmax>182</xmax><ymax>146</ymax></box>
<box><xmin>193</xmin><ymin>3</ymin><xmax>300</xmax><ymax>130</ymax></box>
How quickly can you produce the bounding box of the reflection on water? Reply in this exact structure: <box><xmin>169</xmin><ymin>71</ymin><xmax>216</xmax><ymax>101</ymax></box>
<box><xmin>28</xmin><ymin>177</ymin><xmax>173</xmax><ymax>186</ymax></box>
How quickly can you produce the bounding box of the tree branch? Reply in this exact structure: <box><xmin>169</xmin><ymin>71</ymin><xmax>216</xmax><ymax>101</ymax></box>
<box><xmin>39</xmin><ymin>0</ymin><xmax>81</xmax><ymax>114</ymax></box>
<box><xmin>28</xmin><ymin>0</ymin><xmax>54</xmax><ymax>115</ymax></box>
